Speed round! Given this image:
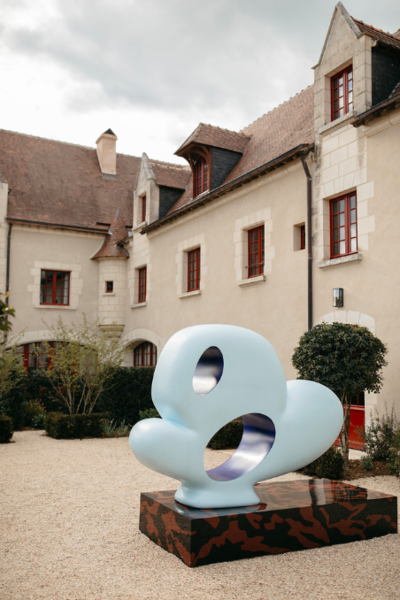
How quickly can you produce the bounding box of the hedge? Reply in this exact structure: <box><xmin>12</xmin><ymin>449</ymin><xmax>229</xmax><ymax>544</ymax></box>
<box><xmin>0</xmin><ymin>365</ymin><xmax>27</xmax><ymax>429</ymax></box>
<box><xmin>302</xmin><ymin>446</ymin><xmax>344</xmax><ymax>479</ymax></box>
<box><xmin>44</xmin><ymin>412</ymin><xmax>107</xmax><ymax>439</ymax></box>
<box><xmin>207</xmin><ymin>419</ymin><xmax>244</xmax><ymax>450</ymax></box>
<box><xmin>98</xmin><ymin>366</ymin><xmax>155</xmax><ymax>426</ymax></box>
<box><xmin>0</xmin><ymin>415</ymin><xmax>13</xmax><ymax>443</ymax></box>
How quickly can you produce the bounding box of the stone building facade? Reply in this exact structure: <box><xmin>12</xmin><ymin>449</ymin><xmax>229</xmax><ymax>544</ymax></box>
<box><xmin>0</xmin><ymin>3</ymin><xmax>399</xmax><ymax>446</ymax></box>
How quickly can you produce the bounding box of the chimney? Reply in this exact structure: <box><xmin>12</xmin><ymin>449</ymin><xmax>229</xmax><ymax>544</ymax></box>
<box><xmin>96</xmin><ymin>128</ymin><xmax>117</xmax><ymax>176</ymax></box>
<box><xmin>393</xmin><ymin>29</ymin><xmax>400</xmax><ymax>40</ymax></box>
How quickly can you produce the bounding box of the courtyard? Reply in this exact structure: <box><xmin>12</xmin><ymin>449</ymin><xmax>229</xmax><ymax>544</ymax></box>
<box><xmin>1</xmin><ymin>431</ymin><xmax>399</xmax><ymax>600</ymax></box>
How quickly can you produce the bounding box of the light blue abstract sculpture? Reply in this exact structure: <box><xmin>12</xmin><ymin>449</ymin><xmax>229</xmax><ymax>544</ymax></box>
<box><xmin>130</xmin><ymin>325</ymin><xmax>343</xmax><ymax>509</ymax></box>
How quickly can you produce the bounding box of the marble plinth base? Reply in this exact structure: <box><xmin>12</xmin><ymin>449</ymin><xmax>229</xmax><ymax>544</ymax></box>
<box><xmin>139</xmin><ymin>479</ymin><xmax>397</xmax><ymax>567</ymax></box>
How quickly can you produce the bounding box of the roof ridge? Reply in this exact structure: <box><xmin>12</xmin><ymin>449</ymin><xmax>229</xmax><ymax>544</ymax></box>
<box><xmin>0</xmin><ymin>128</ymin><xmax>141</xmax><ymax>160</ymax></box>
<box><xmin>241</xmin><ymin>85</ymin><xmax>313</xmax><ymax>133</ymax></box>
<box><xmin>353</xmin><ymin>18</ymin><xmax>400</xmax><ymax>41</ymax></box>
<box><xmin>198</xmin><ymin>123</ymin><xmax>250</xmax><ymax>138</ymax></box>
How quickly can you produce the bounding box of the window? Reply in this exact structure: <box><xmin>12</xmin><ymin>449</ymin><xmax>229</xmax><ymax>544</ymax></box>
<box><xmin>330</xmin><ymin>193</ymin><xmax>357</xmax><ymax>258</ymax></box>
<box><xmin>18</xmin><ymin>342</ymin><xmax>55</xmax><ymax>373</ymax></box>
<box><xmin>105</xmin><ymin>281</ymin><xmax>113</xmax><ymax>293</ymax></box>
<box><xmin>138</xmin><ymin>267</ymin><xmax>147</xmax><ymax>303</ymax></box>
<box><xmin>331</xmin><ymin>66</ymin><xmax>353</xmax><ymax>121</ymax></box>
<box><xmin>40</xmin><ymin>270</ymin><xmax>70</xmax><ymax>305</ymax></box>
<box><xmin>134</xmin><ymin>342</ymin><xmax>157</xmax><ymax>367</ymax></box>
<box><xmin>187</xmin><ymin>248</ymin><xmax>200</xmax><ymax>291</ymax></box>
<box><xmin>194</xmin><ymin>157</ymin><xmax>208</xmax><ymax>197</ymax></box>
<box><xmin>248</xmin><ymin>226</ymin><xmax>264</xmax><ymax>277</ymax></box>
<box><xmin>141</xmin><ymin>195</ymin><xmax>146</xmax><ymax>223</ymax></box>
<box><xmin>300</xmin><ymin>225</ymin><xmax>306</xmax><ymax>250</ymax></box>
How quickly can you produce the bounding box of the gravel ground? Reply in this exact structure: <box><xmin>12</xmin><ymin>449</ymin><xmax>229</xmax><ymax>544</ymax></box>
<box><xmin>1</xmin><ymin>431</ymin><xmax>399</xmax><ymax>600</ymax></box>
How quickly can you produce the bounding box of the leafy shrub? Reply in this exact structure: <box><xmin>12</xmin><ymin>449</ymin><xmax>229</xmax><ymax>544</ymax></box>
<box><xmin>207</xmin><ymin>419</ymin><xmax>244</xmax><ymax>450</ymax></box>
<box><xmin>302</xmin><ymin>446</ymin><xmax>344</xmax><ymax>479</ymax></box>
<box><xmin>101</xmin><ymin>419</ymin><xmax>130</xmax><ymax>438</ymax></box>
<box><xmin>99</xmin><ymin>367</ymin><xmax>155</xmax><ymax>426</ymax></box>
<box><xmin>26</xmin><ymin>369</ymin><xmax>66</xmax><ymax>414</ymax></box>
<box><xmin>362</xmin><ymin>405</ymin><xmax>399</xmax><ymax>461</ymax></box>
<box><xmin>23</xmin><ymin>399</ymin><xmax>46</xmax><ymax>427</ymax></box>
<box><xmin>139</xmin><ymin>408</ymin><xmax>160</xmax><ymax>420</ymax></box>
<box><xmin>387</xmin><ymin>430</ymin><xmax>400</xmax><ymax>475</ymax></box>
<box><xmin>0</xmin><ymin>366</ymin><xmax>27</xmax><ymax>430</ymax></box>
<box><xmin>361</xmin><ymin>455</ymin><xmax>373</xmax><ymax>471</ymax></box>
<box><xmin>32</xmin><ymin>414</ymin><xmax>46</xmax><ymax>429</ymax></box>
<box><xmin>0</xmin><ymin>415</ymin><xmax>13</xmax><ymax>443</ymax></box>
<box><xmin>44</xmin><ymin>412</ymin><xmax>107</xmax><ymax>439</ymax></box>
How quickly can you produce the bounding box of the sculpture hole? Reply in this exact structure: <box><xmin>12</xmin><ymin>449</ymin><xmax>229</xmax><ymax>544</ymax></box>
<box><xmin>205</xmin><ymin>413</ymin><xmax>275</xmax><ymax>481</ymax></box>
<box><xmin>193</xmin><ymin>346</ymin><xmax>224</xmax><ymax>396</ymax></box>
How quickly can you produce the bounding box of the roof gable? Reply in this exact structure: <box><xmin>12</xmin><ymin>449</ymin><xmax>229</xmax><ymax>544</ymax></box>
<box><xmin>175</xmin><ymin>124</ymin><xmax>250</xmax><ymax>156</ymax></box>
<box><xmin>314</xmin><ymin>2</ymin><xmax>360</xmax><ymax>69</ymax></box>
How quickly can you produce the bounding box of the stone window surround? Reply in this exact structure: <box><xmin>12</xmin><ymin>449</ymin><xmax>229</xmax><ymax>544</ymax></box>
<box><xmin>29</xmin><ymin>261</ymin><xmax>83</xmax><ymax>309</ymax></box>
<box><xmin>131</xmin><ymin>263</ymin><xmax>149</xmax><ymax>308</ymax></box>
<box><xmin>234</xmin><ymin>208</ymin><xmax>274</xmax><ymax>286</ymax></box>
<box><xmin>176</xmin><ymin>234</ymin><xmax>207</xmax><ymax>298</ymax></box>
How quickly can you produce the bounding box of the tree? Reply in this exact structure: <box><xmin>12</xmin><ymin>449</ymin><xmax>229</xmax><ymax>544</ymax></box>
<box><xmin>43</xmin><ymin>316</ymin><xmax>126</xmax><ymax>415</ymax></box>
<box><xmin>292</xmin><ymin>322</ymin><xmax>387</xmax><ymax>470</ymax></box>
<box><xmin>0</xmin><ymin>294</ymin><xmax>15</xmax><ymax>334</ymax></box>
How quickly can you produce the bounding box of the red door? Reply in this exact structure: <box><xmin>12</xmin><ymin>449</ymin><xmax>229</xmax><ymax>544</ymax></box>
<box><xmin>335</xmin><ymin>392</ymin><xmax>365</xmax><ymax>450</ymax></box>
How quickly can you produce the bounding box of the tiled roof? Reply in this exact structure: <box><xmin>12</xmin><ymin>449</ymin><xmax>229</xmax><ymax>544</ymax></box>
<box><xmin>150</xmin><ymin>160</ymin><xmax>191</xmax><ymax>189</ymax></box>
<box><xmin>92</xmin><ymin>210</ymin><xmax>129</xmax><ymax>259</ymax></box>
<box><xmin>0</xmin><ymin>129</ymin><xmax>141</xmax><ymax>232</ymax></box>
<box><xmin>225</xmin><ymin>86</ymin><xmax>314</xmax><ymax>183</ymax></box>
<box><xmin>353</xmin><ymin>19</ymin><xmax>400</xmax><ymax>52</ymax></box>
<box><xmin>175</xmin><ymin>123</ymin><xmax>250</xmax><ymax>155</ymax></box>
<box><xmin>168</xmin><ymin>86</ymin><xmax>314</xmax><ymax>214</ymax></box>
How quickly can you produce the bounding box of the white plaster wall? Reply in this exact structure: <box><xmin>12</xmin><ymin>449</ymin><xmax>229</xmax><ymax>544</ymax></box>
<box><xmin>98</xmin><ymin>258</ymin><xmax>127</xmax><ymax>326</ymax></box>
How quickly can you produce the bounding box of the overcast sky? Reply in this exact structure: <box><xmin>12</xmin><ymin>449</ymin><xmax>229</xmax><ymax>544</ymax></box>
<box><xmin>1</xmin><ymin>0</ymin><xmax>400</xmax><ymax>164</ymax></box>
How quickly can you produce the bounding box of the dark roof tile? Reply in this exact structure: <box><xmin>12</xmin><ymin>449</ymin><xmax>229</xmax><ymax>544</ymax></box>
<box><xmin>175</xmin><ymin>123</ymin><xmax>250</xmax><ymax>155</ymax></box>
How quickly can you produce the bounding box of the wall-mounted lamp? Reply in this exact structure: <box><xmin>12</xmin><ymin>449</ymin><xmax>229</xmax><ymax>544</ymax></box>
<box><xmin>333</xmin><ymin>288</ymin><xmax>344</xmax><ymax>307</ymax></box>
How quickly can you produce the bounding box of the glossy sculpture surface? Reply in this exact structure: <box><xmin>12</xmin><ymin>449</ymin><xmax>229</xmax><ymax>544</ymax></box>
<box><xmin>130</xmin><ymin>325</ymin><xmax>343</xmax><ymax>509</ymax></box>
<box><xmin>139</xmin><ymin>480</ymin><xmax>398</xmax><ymax>567</ymax></box>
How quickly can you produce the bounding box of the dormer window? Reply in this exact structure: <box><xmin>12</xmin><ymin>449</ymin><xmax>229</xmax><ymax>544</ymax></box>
<box><xmin>141</xmin><ymin>195</ymin><xmax>146</xmax><ymax>223</ymax></box>
<box><xmin>331</xmin><ymin>66</ymin><xmax>353</xmax><ymax>121</ymax></box>
<box><xmin>194</xmin><ymin>157</ymin><xmax>209</xmax><ymax>197</ymax></box>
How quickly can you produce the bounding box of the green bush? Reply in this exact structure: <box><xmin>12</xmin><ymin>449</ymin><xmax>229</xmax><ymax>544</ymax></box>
<box><xmin>0</xmin><ymin>365</ymin><xmax>27</xmax><ymax>430</ymax></box>
<box><xmin>32</xmin><ymin>414</ymin><xmax>46</xmax><ymax>429</ymax></box>
<box><xmin>101</xmin><ymin>419</ymin><xmax>130</xmax><ymax>438</ymax></box>
<box><xmin>0</xmin><ymin>415</ymin><xmax>13</xmax><ymax>443</ymax></box>
<box><xmin>302</xmin><ymin>446</ymin><xmax>344</xmax><ymax>479</ymax></box>
<box><xmin>99</xmin><ymin>367</ymin><xmax>155</xmax><ymax>426</ymax></box>
<box><xmin>387</xmin><ymin>430</ymin><xmax>400</xmax><ymax>475</ymax></box>
<box><xmin>44</xmin><ymin>412</ymin><xmax>107</xmax><ymax>439</ymax></box>
<box><xmin>362</xmin><ymin>405</ymin><xmax>399</xmax><ymax>461</ymax></box>
<box><xmin>26</xmin><ymin>369</ymin><xmax>67</xmax><ymax>414</ymax></box>
<box><xmin>139</xmin><ymin>408</ymin><xmax>160</xmax><ymax>420</ymax></box>
<box><xmin>361</xmin><ymin>455</ymin><xmax>373</xmax><ymax>471</ymax></box>
<box><xmin>207</xmin><ymin>419</ymin><xmax>244</xmax><ymax>450</ymax></box>
<box><xmin>23</xmin><ymin>399</ymin><xmax>46</xmax><ymax>427</ymax></box>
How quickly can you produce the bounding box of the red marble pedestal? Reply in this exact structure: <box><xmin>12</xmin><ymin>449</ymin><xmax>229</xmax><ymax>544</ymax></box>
<box><xmin>139</xmin><ymin>479</ymin><xmax>397</xmax><ymax>567</ymax></box>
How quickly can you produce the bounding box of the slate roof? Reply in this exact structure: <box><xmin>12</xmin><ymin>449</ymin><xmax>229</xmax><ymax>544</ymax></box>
<box><xmin>167</xmin><ymin>86</ymin><xmax>314</xmax><ymax>214</ymax></box>
<box><xmin>92</xmin><ymin>210</ymin><xmax>129</xmax><ymax>259</ymax></box>
<box><xmin>353</xmin><ymin>19</ymin><xmax>400</xmax><ymax>52</ymax></box>
<box><xmin>175</xmin><ymin>123</ymin><xmax>250</xmax><ymax>155</ymax></box>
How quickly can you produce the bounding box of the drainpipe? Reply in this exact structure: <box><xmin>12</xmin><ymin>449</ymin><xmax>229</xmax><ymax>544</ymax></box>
<box><xmin>301</xmin><ymin>157</ymin><xmax>313</xmax><ymax>331</ymax></box>
<box><xmin>6</xmin><ymin>222</ymin><xmax>12</xmax><ymax>301</ymax></box>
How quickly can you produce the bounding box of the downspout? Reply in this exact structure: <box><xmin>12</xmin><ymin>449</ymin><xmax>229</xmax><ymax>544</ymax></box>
<box><xmin>6</xmin><ymin>223</ymin><xmax>12</xmax><ymax>301</ymax></box>
<box><xmin>301</xmin><ymin>157</ymin><xmax>313</xmax><ymax>331</ymax></box>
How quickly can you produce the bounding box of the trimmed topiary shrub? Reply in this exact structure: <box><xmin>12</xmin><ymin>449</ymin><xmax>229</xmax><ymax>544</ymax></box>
<box><xmin>302</xmin><ymin>446</ymin><xmax>344</xmax><ymax>479</ymax></box>
<box><xmin>0</xmin><ymin>415</ymin><xmax>13</xmax><ymax>443</ymax></box>
<box><xmin>44</xmin><ymin>412</ymin><xmax>107</xmax><ymax>439</ymax></box>
<box><xmin>99</xmin><ymin>367</ymin><xmax>155</xmax><ymax>426</ymax></box>
<box><xmin>207</xmin><ymin>419</ymin><xmax>244</xmax><ymax>450</ymax></box>
<box><xmin>26</xmin><ymin>369</ymin><xmax>66</xmax><ymax>414</ymax></box>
